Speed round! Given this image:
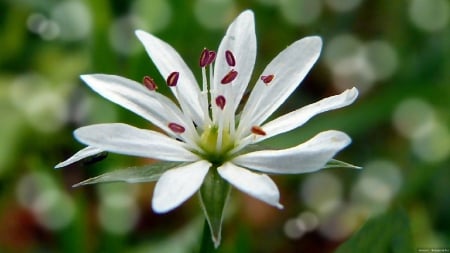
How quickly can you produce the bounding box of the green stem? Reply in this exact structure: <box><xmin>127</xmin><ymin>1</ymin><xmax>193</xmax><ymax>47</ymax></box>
<box><xmin>199</xmin><ymin>220</ymin><xmax>216</xmax><ymax>253</ymax></box>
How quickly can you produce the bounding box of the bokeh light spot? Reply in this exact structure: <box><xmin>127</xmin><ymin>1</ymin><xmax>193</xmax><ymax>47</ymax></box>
<box><xmin>364</xmin><ymin>40</ymin><xmax>398</xmax><ymax>81</ymax></box>
<box><xmin>194</xmin><ymin>0</ymin><xmax>236</xmax><ymax>30</ymax></box>
<box><xmin>279</xmin><ymin>0</ymin><xmax>322</xmax><ymax>25</ymax></box>
<box><xmin>284</xmin><ymin>218</ymin><xmax>307</xmax><ymax>239</ymax></box>
<box><xmin>98</xmin><ymin>192</ymin><xmax>140</xmax><ymax>235</ymax></box>
<box><xmin>32</xmin><ymin>190</ymin><xmax>76</xmax><ymax>230</ymax></box>
<box><xmin>131</xmin><ymin>0</ymin><xmax>172</xmax><ymax>33</ymax></box>
<box><xmin>109</xmin><ymin>15</ymin><xmax>145</xmax><ymax>56</ymax></box>
<box><xmin>351</xmin><ymin>160</ymin><xmax>403</xmax><ymax>215</ymax></box>
<box><xmin>411</xmin><ymin>121</ymin><xmax>450</xmax><ymax>163</ymax></box>
<box><xmin>27</xmin><ymin>13</ymin><xmax>60</xmax><ymax>40</ymax></box>
<box><xmin>300</xmin><ymin>172</ymin><xmax>343</xmax><ymax>215</ymax></box>
<box><xmin>298</xmin><ymin>211</ymin><xmax>320</xmax><ymax>231</ymax></box>
<box><xmin>392</xmin><ymin>98</ymin><xmax>436</xmax><ymax>139</ymax></box>
<box><xmin>318</xmin><ymin>204</ymin><xmax>364</xmax><ymax>240</ymax></box>
<box><xmin>325</xmin><ymin>0</ymin><xmax>364</xmax><ymax>12</ymax></box>
<box><xmin>16</xmin><ymin>172</ymin><xmax>75</xmax><ymax>230</ymax></box>
<box><xmin>9</xmin><ymin>73</ymin><xmax>67</xmax><ymax>133</ymax></box>
<box><xmin>325</xmin><ymin>34</ymin><xmax>398</xmax><ymax>93</ymax></box>
<box><xmin>409</xmin><ymin>0</ymin><xmax>449</xmax><ymax>32</ymax></box>
<box><xmin>97</xmin><ymin>184</ymin><xmax>140</xmax><ymax>235</ymax></box>
<box><xmin>51</xmin><ymin>1</ymin><xmax>92</xmax><ymax>41</ymax></box>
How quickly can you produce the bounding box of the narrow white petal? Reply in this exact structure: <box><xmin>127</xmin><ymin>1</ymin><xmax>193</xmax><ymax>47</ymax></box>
<box><xmin>218</xmin><ymin>162</ymin><xmax>283</xmax><ymax>209</ymax></box>
<box><xmin>213</xmin><ymin>10</ymin><xmax>256</xmax><ymax>113</ymax></box>
<box><xmin>233</xmin><ymin>130</ymin><xmax>351</xmax><ymax>174</ymax></box>
<box><xmin>243</xmin><ymin>87</ymin><xmax>359</xmax><ymax>144</ymax></box>
<box><xmin>152</xmin><ymin>160</ymin><xmax>211</xmax><ymax>213</ymax></box>
<box><xmin>74</xmin><ymin>123</ymin><xmax>198</xmax><ymax>162</ymax></box>
<box><xmin>55</xmin><ymin>146</ymin><xmax>103</xmax><ymax>168</ymax></box>
<box><xmin>80</xmin><ymin>74</ymin><xmax>196</xmax><ymax>139</ymax></box>
<box><xmin>238</xmin><ymin>36</ymin><xmax>322</xmax><ymax>138</ymax></box>
<box><xmin>135</xmin><ymin>30</ymin><xmax>208</xmax><ymax>127</ymax></box>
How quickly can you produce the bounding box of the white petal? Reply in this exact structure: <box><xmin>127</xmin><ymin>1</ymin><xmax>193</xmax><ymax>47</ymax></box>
<box><xmin>233</xmin><ymin>130</ymin><xmax>351</xmax><ymax>174</ymax></box>
<box><xmin>243</xmin><ymin>87</ymin><xmax>359</xmax><ymax>144</ymax></box>
<box><xmin>80</xmin><ymin>74</ymin><xmax>196</xmax><ymax>139</ymax></box>
<box><xmin>74</xmin><ymin>123</ymin><xmax>198</xmax><ymax>162</ymax></box>
<box><xmin>152</xmin><ymin>160</ymin><xmax>211</xmax><ymax>213</ymax></box>
<box><xmin>213</xmin><ymin>10</ymin><xmax>256</xmax><ymax>113</ymax></box>
<box><xmin>218</xmin><ymin>162</ymin><xmax>283</xmax><ymax>209</ymax></box>
<box><xmin>135</xmin><ymin>30</ymin><xmax>208</xmax><ymax>127</ymax></box>
<box><xmin>238</xmin><ymin>36</ymin><xmax>322</xmax><ymax>138</ymax></box>
<box><xmin>54</xmin><ymin>146</ymin><xmax>103</xmax><ymax>168</ymax></box>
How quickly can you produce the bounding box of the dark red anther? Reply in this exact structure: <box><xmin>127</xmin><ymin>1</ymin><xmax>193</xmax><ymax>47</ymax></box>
<box><xmin>207</xmin><ymin>51</ymin><xmax>216</xmax><ymax>65</ymax></box>
<box><xmin>167</xmin><ymin>72</ymin><xmax>179</xmax><ymax>87</ymax></box>
<box><xmin>168</xmin><ymin>122</ymin><xmax>185</xmax><ymax>133</ymax></box>
<box><xmin>225</xmin><ymin>50</ymin><xmax>236</xmax><ymax>67</ymax></box>
<box><xmin>221</xmin><ymin>69</ymin><xmax>238</xmax><ymax>84</ymax></box>
<box><xmin>261</xmin><ymin>74</ymin><xmax>274</xmax><ymax>85</ymax></box>
<box><xmin>215</xmin><ymin>95</ymin><xmax>226</xmax><ymax>110</ymax></box>
<box><xmin>143</xmin><ymin>76</ymin><xmax>158</xmax><ymax>90</ymax></box>
<box><xmin>251</xmin><ymin>126</ymin><xmax>266</xmax><ymax>136</ymax></box>
<box><xmin>200</xmin><ymin>48</ymin><xmax>210</xmax><ymax>67</ymax></box>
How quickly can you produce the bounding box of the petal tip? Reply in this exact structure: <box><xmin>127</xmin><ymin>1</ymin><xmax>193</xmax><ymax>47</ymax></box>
<box><xmin>349</xmin><ymin>87</ymin><xmax>359</xmax><ymax>98</ymax></box>
<box><xmin>54</xmin><ymin>163</ymin><xmax>63</xmax><ymax>169</ymax></box>
<box><xmin>151</xmin><ymin>200</ymin><xmax>173</xmax><ymax>214</ymax></box>
<box><xmin>304</xmin><ymin>36</ymin><xmax>323</xmax><ymax>49</ymax></box>
<box><xmin>275</xmin><ymin>203</ymin><xmax>284</xmax><ymax>209</ymax></box>
<box><xmin>240</xmin><ymin>9</ymin><xmax>255</xmax><ymax>18</ymax></box>
<box><xmin>134</xmin><ymin>29</ymin><xmax>147</xmax><ymax>39</ymax></box>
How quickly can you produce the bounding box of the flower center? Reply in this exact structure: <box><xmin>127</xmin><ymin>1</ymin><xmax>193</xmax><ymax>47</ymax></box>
<box><xmin>199</xmin><ymin>125</ymin><xmax>235</xmax><ymax>162</ymax></box>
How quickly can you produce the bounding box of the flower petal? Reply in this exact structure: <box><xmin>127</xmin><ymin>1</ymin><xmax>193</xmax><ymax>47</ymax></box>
<box><xmin>152</xmin><ymin>160</ymin><xmax>211</xmax><ymax>213</ymax></box>
<box><xmin>213</xmin><ymin>10</ymin><xmax>256</xmax><ymax>114</ymax></box>
<box><xmin>237</xmin><ymin>36</ymin><xmax>322</xmax><ymax>138</ymax></box>
<box><xmin>218</xmin><ymin>162</ymin><xmax>283</xmax><ymax>209</ymax></box>
<box><xmin>74</xmin><ymin>123</ymin><xmax>198</xmax><ymax>162</ymax></box>
<box><xmin>233</xmin><ymin>130</ymin><xmax>351</xmax><ymax>174</ymax></box>
<box><xmin>243</xmin><ymin>87</ymin><xmax>359</xmax><ymax>144</ymax></box>
<box><xmin>54</xmin><ymin>146</ymin><xmax>103</xmax><ymax>169</ymax></box>
<box><xmin>80</xmin><ymin>74</ymin><xmax>197</xmax><ymax>140</ymax></box>
<box><xmin>135</xmin><ymin>30</ymin><xmax>208</xmax><ymax>127</ymax></box>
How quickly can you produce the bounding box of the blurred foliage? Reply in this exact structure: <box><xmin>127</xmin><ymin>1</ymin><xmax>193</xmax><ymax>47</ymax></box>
<box><xmin>335</xmin><ymin>208</ymin><xmax>413</xmax><ymax>253</ymax></box>
<box><xmin>0</xmin><ymin>0</ymin><xmax>449</xmax><ymax>253</ymax></box>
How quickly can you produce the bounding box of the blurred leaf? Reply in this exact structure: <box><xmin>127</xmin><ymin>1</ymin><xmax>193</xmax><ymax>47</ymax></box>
<box><xmin>334</xmin><ymin>209</ymin><xmax>414</xmax><ymax>253</ymax></box>
<box><xmin>72</xmin><ymin>161</ymin><xmax>183</xmax><ymax>187</ymax></box>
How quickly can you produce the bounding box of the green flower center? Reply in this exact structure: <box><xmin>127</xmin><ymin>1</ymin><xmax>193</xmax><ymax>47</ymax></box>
<box><xmin>199</xmin><ymin>125</ymin><xmax>235</xmax><ymax>163</ymax></box>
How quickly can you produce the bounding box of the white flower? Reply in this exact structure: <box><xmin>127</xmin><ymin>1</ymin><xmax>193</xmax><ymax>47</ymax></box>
<box><xmin>56</xmin><ymin>10</ymin><xmax>358</xmax><ymax>214</ymax></box>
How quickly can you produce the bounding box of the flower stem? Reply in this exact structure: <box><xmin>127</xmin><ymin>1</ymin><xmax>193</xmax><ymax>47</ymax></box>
<box><xmin>199</xmin><ymin>220</ymin><xmax>217</xmax><ymax>253</ymax></box>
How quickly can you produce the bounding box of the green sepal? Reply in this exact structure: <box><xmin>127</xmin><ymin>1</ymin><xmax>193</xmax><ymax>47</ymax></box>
<box><xmin>324</xmin><ymin>159</ymin><xmax>362</xmax><ymax>170</ymax></box>
<box><xmin>72</xmin><ymin>161</ymin><xmax>183</xmax><ymax>187</ymax></box>
<box><xmin>198</xmin><ymin>166</ymin><xmax>231</xmax><ymax>248</ymax></box>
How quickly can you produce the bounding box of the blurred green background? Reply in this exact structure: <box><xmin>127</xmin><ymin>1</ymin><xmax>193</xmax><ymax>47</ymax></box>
<box><xmin>0</xmin><ymin>0</ymin><xmax>449</xmax><ymax>252</ymax></box>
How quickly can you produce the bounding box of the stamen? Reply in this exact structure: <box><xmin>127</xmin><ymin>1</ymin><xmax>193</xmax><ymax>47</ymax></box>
<box><xmin>225</xmin><ymin>50</ymin><xmax>236</xmax><ymax>67</ymax></box>
<box><xmin>200</xmin><ymin>48</ymin><xmax>209</xmax><ymax>67</ymax></box>
<box><xmin>207</xmin><ymin>51</ymin><xmax>216</xmax><ymax>65</ymax></box>
<box><xmin>215</xmin><ymin>95</ymin><xmax>226</xmax><ymax>110</ymax></box>
<box><xmin>167</xmin><ymin>72</ymin><xmax>179</xmax><ymax>87</ymax></box>
<box><xmin>251</xmin><ymin>126</ymin><xmax>266</xmax><ymax>136</ymax></box>
<box><xmin>143</xmin><ymin>76</ymin><xmax>158</xmax><ymax>90</ymax></box>
<box><xmin>261</xmin><ymin>74</ymin><xmax>275</xmax><ymax>85</ymax></box>
<box><xmin>168</xmin><ymin>122</ymin><xmax>185</xmax><ymax>133</ymax></box>
<box><xmin>221</xmin><ymin>69</ymin><xmax>238</xmax><ymax>84</ymax></box>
